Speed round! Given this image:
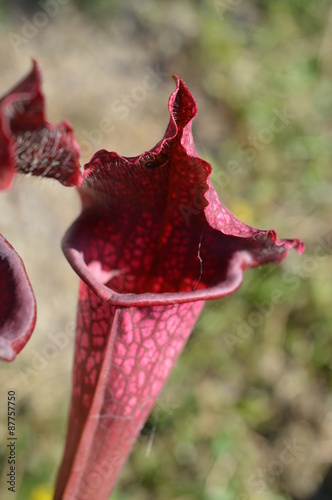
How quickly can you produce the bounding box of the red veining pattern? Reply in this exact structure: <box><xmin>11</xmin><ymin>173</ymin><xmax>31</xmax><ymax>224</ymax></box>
<box><xmin>56</xmin><ymin>75</ymin><xmax>304</xmax><ymax>498</ymax></box>
<box><xmin>56</xmin><ymin>282</ymin><xmax>203</xmax><ymax>499</ymax></box>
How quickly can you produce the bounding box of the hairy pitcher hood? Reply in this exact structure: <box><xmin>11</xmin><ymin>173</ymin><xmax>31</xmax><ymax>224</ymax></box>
<box><xmin>0</xmin><ymin>61</ymin><xmax>82</xmax><ymax>361</ymax></box>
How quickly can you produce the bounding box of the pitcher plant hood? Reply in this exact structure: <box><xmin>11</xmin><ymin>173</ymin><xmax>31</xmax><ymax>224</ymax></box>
<box><xmin>62</xmin><ymin>75</ymin><xmax>303</xmax><ymax>306</ymax></box>
<box><xmin>0</xmin><ymin>60</ymin><xmax>81</xmax><ymax>190</ymax></box>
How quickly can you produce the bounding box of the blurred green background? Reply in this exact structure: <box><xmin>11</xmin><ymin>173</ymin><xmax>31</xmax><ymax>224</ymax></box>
<box><xmin>0</xmin><ymin>0</ymin><xmax>331</xmax><ymax>499</ymax></box>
